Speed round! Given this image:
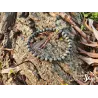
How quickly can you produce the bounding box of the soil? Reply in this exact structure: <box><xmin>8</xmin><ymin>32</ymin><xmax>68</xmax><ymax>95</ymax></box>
<box><xmin>0</xmin><ymin>12</ymin><xmax>91</xmax><ymax>85</ymax></box>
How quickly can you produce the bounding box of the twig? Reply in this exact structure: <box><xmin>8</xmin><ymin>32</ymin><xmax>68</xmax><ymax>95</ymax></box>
<box><xmin>58</xmin><ymin>12</ymin><xmax>91</xmax><ymax>43</ymax></box>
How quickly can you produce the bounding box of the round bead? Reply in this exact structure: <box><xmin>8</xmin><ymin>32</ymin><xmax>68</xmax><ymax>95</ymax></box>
<box><xmin>42</xmin><ymin>29</ymin><xmax>46</xmax><ymax>32</ymax></box>
<box><xmin>57</xmin><ymin>57</ymin><xmax>61</xmax><ymax>61</ymax></box>
<box><xmin>66</xmin><ymin>50</ymin><xmax>70</xmax><ymax>54</ymax></box>
<box><xmin>36</xmin><ymin>30</ymin><xmax>40</xmax><ymax>34</ymax></box>
<box><xmin>61</xmin><ymin>56</ymin><xmax>65</xmax><ymax>59</ymax></box>
<box><xmin>28</xmin><ymin>36</ymin><xmax>32</xmax><ymax>41</ymax></box>
<box><xmin>62</xmin><ymin>31</ymin><xmax>66</xmax><ymax>36</ymax></box>
<box><xmin>33</xmin><ymin>53</ymin><xmax>37</xmax><ymax>57</ymax></box>
<box><xmin>67</xmin><ymin>39</ymin><xmax>72</xmax><ymax>43</ymax></box>
<box><xmin>45</xmin><ymin>28</ymin><xmax>49</xmax><ymax>31</ymax></box>
<box><xmin>64</xmin><ymin>53</ymin><xmax>67</xmax><ymax>56</ymax></box>
<box><xmin>49</xmin><ymin>58</ymin><xmax>53</xmax><ymax>62</ymax></box>
<box><xmin>40</xmin><ymin>56</ymin><xmax>44</xmax><ymax>60</ymax></box>
<box><xmin>49</xmin><ymin>28</ymin><xmax>53</xmax><ymax>31</ymax></box>
<box><xmin>36</xmin><ymin>55</ymin><xmax>40</xmax><ymax>59</ymax></box>
<box><xmin>68</xmin><ymin>44</ymin><xmax>72</xmax><ymax>48</ymax></box>
<box><xmin>39</xmin><ymin>30</ymin><xmax>43</xmax><ymax>33</ymax></box>
<box><xmin>52</xmin><ymin>28</ymin><xmax>56</xmax><ymax>32</ymax></box>
<box><xmin>27</xmin><ymin>41</ymin><xmax>30</xmax><ymax>45</ymax></box>
<box><xmin>65</xmin><ymin>36</ymin><xmax>69</xmax><ymax>40</ymax></box>
<box><xmin>63</xmin><ymin>34</ymin><xmax>67</xmax><ymax>38</ymax></box>
<box><xmin>31</xmin><ymin>34</ymin><xmax>35</xmax><ymax>38</ymax></box>
<box><xmin>28</xmin><ymin>48</ymin><xmax>32</xmax><ymax>52</ymax></box>
<box><xmin>45</xmin><ymin>57</ymin><xmax>48</xmax><ymax>61</ymax></box>
<box><xmin>53</xmin><ymin>57</ymin><xmax>57</xmax><ymax>61</ymax></box>
<box><xmin>28</xmin><ymin>45</ymin><xmax>31</xmax><ymax>49</ymax></box>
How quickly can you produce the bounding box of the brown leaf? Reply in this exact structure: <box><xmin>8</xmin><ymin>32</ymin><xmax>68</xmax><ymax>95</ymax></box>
<box><xmin>78</xmin><ymin>48</ymin><xmax>98</xmax><ymax>58</ymax></box>
<box><xmin>81</xmin><ymin>41</ymin><xmax>98</xmax><ymax>47</ymax></box>
<box><xmin>79</xmin><ymin>56</ymin><xmax>98</xmax><ymax>65</ymax></box>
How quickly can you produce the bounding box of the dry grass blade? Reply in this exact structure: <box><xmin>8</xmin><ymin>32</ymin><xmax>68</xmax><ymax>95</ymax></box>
<box><xmin>89</xmin><ymin>19</ymin><xmax>98</xmax><ymax>41</ymax></box>
<box><xmin>78</xmin><ymin>48</ymin><xmax>98</xmax><ymax>58</ymax></box>
<box><xmin>80</xmin><ymin>56</ymin><xmax>98</xmax><ymax>65</ymax></box>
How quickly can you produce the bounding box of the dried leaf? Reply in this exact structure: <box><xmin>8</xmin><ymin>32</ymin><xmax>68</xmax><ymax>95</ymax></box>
<box><xmin>1</xmin><ymin>66</ymin><xmax>20</xmax><ymax>74</ymax></box>
<box><xmin>81</xmin><ymin>41</ymin><xmax>98</xmax><ymax>47</ymax></box>
<box><xmin>78</xmin><ymin>48</ymin><xmax>98</xmax><ymax>58</ymax></box>
<box><xmin>49</xmin><ymin>12</ymin><xmax>58</xmax><ymax>17</ymax></box>
<box><xmin>79</xmin><ymin>56</ymin><xmax>98</xmax><ymax>65</ymax></box>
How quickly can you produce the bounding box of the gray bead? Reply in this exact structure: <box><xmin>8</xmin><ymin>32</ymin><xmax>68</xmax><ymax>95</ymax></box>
<box><xmin>61</xmin><ymin>56</ymin><xmax>65</xmax><ymax>59</ymax></box>
<box><xmin>63</xmin><ymin>34</ymin><xmax>67</xmax><ymax>38</ymax></box>
<box><xmin>28</xmin><ymin>48</ymin><xmax>32</xmax><ymax>52</ymax></box>
<box><xmin>57</xmin><ymin>57</ymin><xmax>61</xmax><ymax>61</ymax></box>
<box><xmin>66</xmin><ymin>50</ymin><xmax>70</xmax><ymax>54</ymax></box>
<box><xmin>62</xmin><ymin>31</ymin><xmax>65</xmax><ymax>36</ymax></box>
<box><xmin>45</xmin><ymin>28</ymin><xmax>49</xmax><ymax>31</ymax></box>
<box><xmin>49</xmin><ymin>28</ymin><xmax>53</xmax><ymax>31</ymax></box>
<box><xmin>40</xmin><ymin>56</ymin><xmax>44</xmax><ymax>60</ymax></box>
<box><xmin>53</xmin><ymin>57</ymin><xmax>57</xmax><ymax>61</ymax></box>
<box><xmin>65</xmin><ymin>36</ymin><xmax>69</xmax><ymax>40</ymax></box>
<box><xmin>35</xmin><ymin>32</ymin><xmax>38</xmax><ymax>36</ymax></box>
<box><xmin>28</xmin><ymin>37</ymin><xmax>32</xmax><ymax>41</ymax></box>
<box><xmin>45</xmin><ymin>54</ymin><xmax>49</xmax><ymax>61</ymax></box>
<box><xmin>31</xmin><ymin>33</ymin><xmax>35</xmax><ymax>37</ymax></box>
<box><xmin>64</xmin><ymin>53</ymin><xmax>67</xmax><ymax>56</ymax></box>
<box><xmin>36</xmin><ymin>55</ymin><xmax>40</xmax><ymax>59</ymax></box>
<box><xmin>49</xmin><ymin>58</ymin><xmax>53</xmax><ymax>62</ymax></box>
<box><xmin>33</xmin><ymin>53</ymin><xmax>37</xmax><ymax>57</ymax></box>
<box><xmin>27</xmin><ymin>41</ymin><xmax>30</xmax><ymax>45</ymax></box>
<box><xmin>39</xmin><ymin>30</ymin><xmax>43</xmax><ymax>33</ymax></box>
<box><xmin>68</xmin><ymin>44</ymin><xmax>72</xmax><ymax>48</ymax></box>
<box><xmin>52</xmin><ymin>28</ymin><xmax>56</xmax><ymax>32</ymax></box>
<box><xmin>45</xmin><ymin>57</ymin><xmax>48</xmax><ymax>61</ymax></box>
<box><xmin>67</xmin><ymin>39</ymin><xmax>72</xmax><ymax>43</ymax></box>
<box><xmin>28</xmin><ymin>45</ymin><xmax>31</xmax><ymax>49</ymax></box>
<box><xmin>36</xmin><ymin>30</ymin><xmax>40</xmax><ymax>34</ymax></box>
<box><xmin>68</xmin><ymin>47</ymin><xmax>72</xmax><ymax>51</ymax></box>
<box><xmin>42</xmin><ymin>29</ymin><xmax>46</xmax><ymax>32</ymax></box>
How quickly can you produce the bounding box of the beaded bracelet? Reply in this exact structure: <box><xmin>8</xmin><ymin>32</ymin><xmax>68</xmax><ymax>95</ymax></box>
<box><xmin>27</xmin><ymin>28</ymin><xmax>72</xmax><ymax>62</ymax></box>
